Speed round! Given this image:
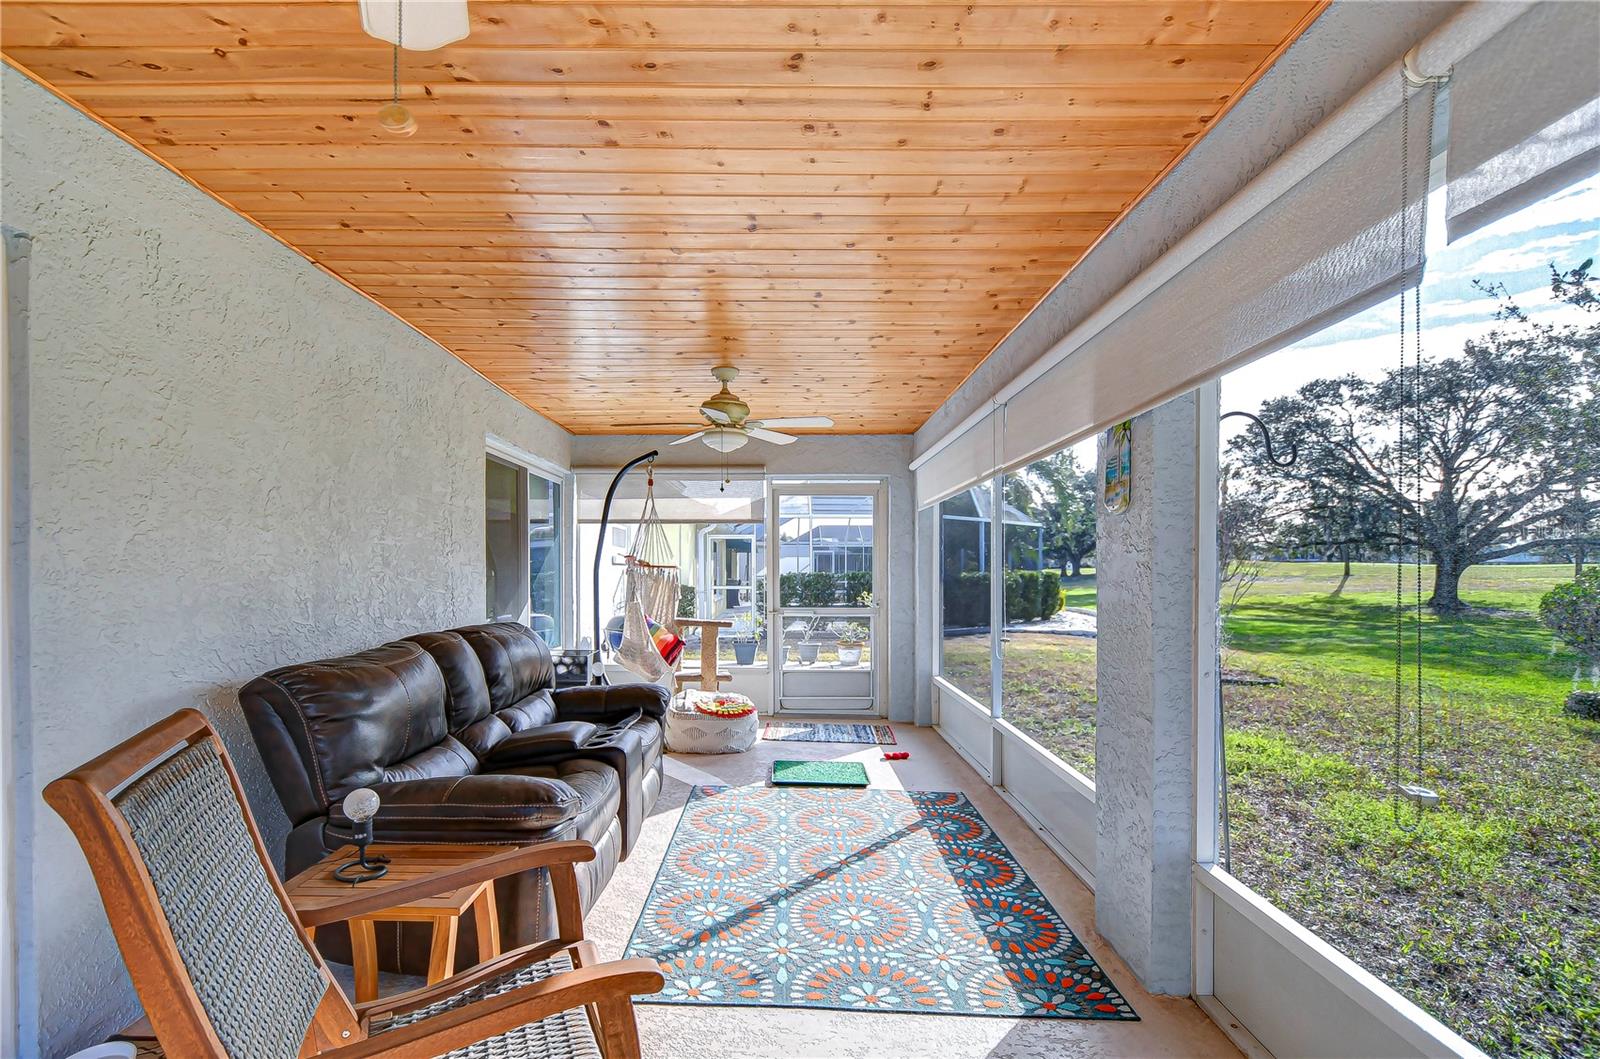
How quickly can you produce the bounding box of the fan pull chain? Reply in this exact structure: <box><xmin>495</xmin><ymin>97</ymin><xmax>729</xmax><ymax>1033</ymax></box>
<box><xmin>378</xmin><ymin>2</ymin><xmax>417</xmax><ymax>136</ymax></box>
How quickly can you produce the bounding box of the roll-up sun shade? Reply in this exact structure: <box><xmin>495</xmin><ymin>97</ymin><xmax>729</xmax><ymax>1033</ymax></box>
<box><xmin>1444</xmin><ymin>3</ymin><xmax>1600</xmax><ymax>243</ymax></box>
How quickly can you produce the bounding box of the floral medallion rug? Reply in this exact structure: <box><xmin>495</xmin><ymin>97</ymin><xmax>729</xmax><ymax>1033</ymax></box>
<box><xmin>623</xmin><ymin>785</ymin><xmax>1138</xmax><ymax>1020</ymax></box>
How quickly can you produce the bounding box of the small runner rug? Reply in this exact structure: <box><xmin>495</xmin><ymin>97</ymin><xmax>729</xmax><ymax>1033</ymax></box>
<box><xmin>624</xmin><ymin>785</ymin><xmax>1137</xmax><ymax>1020</ymax></box>
<box><xmin>761</xmin><ymin>722</ymin><xmax>896</xmax><ymax>745</ymax></box>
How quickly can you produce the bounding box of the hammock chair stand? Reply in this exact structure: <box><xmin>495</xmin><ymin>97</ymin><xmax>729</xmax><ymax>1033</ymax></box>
<box><xmin>590</xmin><ymin>449</ymin><xmax>658</xmax><ymax>685</ymax></box>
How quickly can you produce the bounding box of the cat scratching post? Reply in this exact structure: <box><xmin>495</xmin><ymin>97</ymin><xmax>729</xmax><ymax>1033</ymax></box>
<box><xmin>675</xmin><ymin>618</ymin><xmax>734</xmax><ymax>691</ymax></box>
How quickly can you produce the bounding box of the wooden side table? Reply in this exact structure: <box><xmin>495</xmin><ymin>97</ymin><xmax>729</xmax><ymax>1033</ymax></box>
<box><xmin>284</xmin><ymin>843</ymin><xmax>504</xmax><ymax>1002</ymax></box>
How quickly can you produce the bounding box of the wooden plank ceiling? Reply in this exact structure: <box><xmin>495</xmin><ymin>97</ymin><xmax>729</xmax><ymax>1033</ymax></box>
<box><xmin>2</xmin><ymin>0</ymin><xmax>1325</xmax><ymax>434</ymax></box>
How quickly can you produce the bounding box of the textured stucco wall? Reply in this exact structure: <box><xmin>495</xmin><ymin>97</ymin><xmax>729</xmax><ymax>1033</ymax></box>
<box><xmin>1094</xmin><ymin>395</ymin><xmax>1198</xmax><ymax>995</ymax></box>
<box><xmin>570</xmin><ymin>434</ymin><xmax>916</xmax><ymax>722</ymax></box>
<box><xmin>2</xmin><ymin>68</ymin><xmax>572</xmax><ymax>1057</ymax></box>
<box><xmin>912</xmin><ymin>0</ymin><xmax>1460</xmax><ymax>456</ymax></box>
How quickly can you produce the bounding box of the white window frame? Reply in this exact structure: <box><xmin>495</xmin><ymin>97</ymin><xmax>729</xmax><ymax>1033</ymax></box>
<box><xmin>485</xmin><ymin>436</ymin><xmax>573</xmax><ymax>645</ymax></box>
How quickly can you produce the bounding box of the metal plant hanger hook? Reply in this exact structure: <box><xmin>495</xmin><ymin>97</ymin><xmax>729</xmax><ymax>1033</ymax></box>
<box><xmin>1220</xmin><ymin>410</ymin><xmax>1298</xmax><ymax>468</ymax></box>
<box><xmin>377</xmin><ymin>1</ymin><xmax>418</xmax><ymax>136</ymax></box>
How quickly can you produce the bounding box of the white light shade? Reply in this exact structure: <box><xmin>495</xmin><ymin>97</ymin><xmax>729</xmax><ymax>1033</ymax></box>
<box><xmin>360</xmin><ymin>0</ymin><xmax>469</xmax><ymax>51</ymax></box>
<box><xmin>342</xmin><ymin>787</ymin><xmax>381</xmax><ymax>823</ymax></box>
<box><xmin>702</xmin><ymin>429</ymin><xmax>749</xmax><ymax>453</ymax></box>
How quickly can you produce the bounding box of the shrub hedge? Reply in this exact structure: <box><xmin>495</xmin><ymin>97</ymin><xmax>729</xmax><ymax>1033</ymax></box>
<box><xmin>942</xmin><ymin>568</ymin><xmax>1063</xmax><ymax>628</ymax></box>
<box><xmin>841</xmin><ymin>570</ymin><xmax>874</xmax><ymax>606</ymax></box>
<box><xmin>779</xmin><ymin>570</ymin><xmax>873</xmax><ymax>607</ymax></box>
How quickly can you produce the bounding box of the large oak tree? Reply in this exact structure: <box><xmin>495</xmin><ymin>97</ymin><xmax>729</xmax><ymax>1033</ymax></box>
<box><xmin>1232</xmin><ymin>261</ymin><xmax>1599</xmax><ymax>614</ymax></box>
<box><xmin>1010</xmin><ymin>450</ymin><xmax>1098</xmax><ymax>577</ymax></box>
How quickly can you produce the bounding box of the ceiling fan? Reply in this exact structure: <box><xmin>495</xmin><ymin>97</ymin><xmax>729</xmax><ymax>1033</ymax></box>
<box><xmin>671</xmin><ymin>367</ymin><xmax>834</xmax><ymax>452</ymax></box>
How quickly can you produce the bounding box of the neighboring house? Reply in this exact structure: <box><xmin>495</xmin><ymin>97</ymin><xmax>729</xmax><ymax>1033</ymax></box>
<box><xmin>938</xmin><ymin>486</ymin><xmax>1045</xmax><ymax>576</ymax></box>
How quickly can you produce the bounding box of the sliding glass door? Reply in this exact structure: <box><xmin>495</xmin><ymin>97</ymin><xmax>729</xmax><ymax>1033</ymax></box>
<box><xmin>486</xmin><ymin>453</ymin><xmax>566</xmax><ymax>645</ymax></box>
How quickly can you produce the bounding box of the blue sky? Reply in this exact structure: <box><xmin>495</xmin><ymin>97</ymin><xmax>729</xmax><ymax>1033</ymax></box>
<box><xmin>1222</xmin><ymin>173</ymin><xmax>1600</xmax><ymax>437</ymax></box>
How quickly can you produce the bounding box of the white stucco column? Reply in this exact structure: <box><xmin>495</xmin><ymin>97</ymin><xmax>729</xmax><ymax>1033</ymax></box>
<box><xmin>1094</xmin><ymin>392</ymin><xmax>1198</xmax><ymax>995</ymax></box>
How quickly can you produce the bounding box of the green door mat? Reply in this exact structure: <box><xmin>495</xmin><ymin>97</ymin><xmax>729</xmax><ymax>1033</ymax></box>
<box><xmin>770</xmin><ymin>759</ymin><xmax>869</xmax><ymax>787</ymax></box>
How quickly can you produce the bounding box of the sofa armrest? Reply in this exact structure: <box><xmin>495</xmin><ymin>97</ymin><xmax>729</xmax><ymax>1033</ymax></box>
<box><xmin>479</xmin><ymin>721</ymin><xmax>600</xmax><ymax>770</ymax></box>
<box><xmin>325</xmin><ymin>774</ymin><xmax>580</xmax><ymax>843</ymax></box>
<box><xmin>551</xmin><ymin>682</ymin><xmax>670</xmax><ymax>722</ymax></box>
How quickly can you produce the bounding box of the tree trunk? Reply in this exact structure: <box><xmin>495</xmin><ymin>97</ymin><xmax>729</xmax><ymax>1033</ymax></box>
<box><xmin>1576</xmin><ymin>541</ymin><xmax>1586</xmax><ymax>577</ymax></box>
<box><xmin>1341</xmin><ymin>542</ymin><xmax>1351</xmax><ymax>578</ymax></box>
<box><xmin>1067</xmin><ymin>554</ymin><xmax>1082</xmax><ymax>578</ymax></box>
<box><xmin>1429</xmin><ymin>551</ymin><xmax>1467</xmax><ymax>614</ymax></box>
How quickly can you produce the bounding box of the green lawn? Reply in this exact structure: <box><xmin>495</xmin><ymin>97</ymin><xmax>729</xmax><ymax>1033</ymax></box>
<box><xmin>1060</xmin><ymin>573</ymin><xmax>1098</xmax><ymax>612</ymax></box>
<box><xmin>1221</xmin><ymin>562</ymin><xmax>1598</xmax><ymax>1059</ymax></box>
<box><xmin>1002</xmin><ymin>634</ymin><xmax>1097</xmax><ymax>778</ymax></box>
<box><xmin>947</xmin><ymin>561</ymin><xmax>1599</xmax><ymax>1058</ymax></box>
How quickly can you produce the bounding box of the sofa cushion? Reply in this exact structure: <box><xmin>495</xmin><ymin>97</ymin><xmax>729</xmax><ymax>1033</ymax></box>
<box><xmin>480</xmin><ymin>721</ymin><xmax>600</xmax><ymax>770</ymax></box>
<box><xmin>552</xmin><ymin>682</ymin><xmax>671</xmax><ymax>722</ymax></box>
<box><xmin>453</xmin><ymin>623</ymin><xmax>555</xmax><ymax>712</ymax></box>
<box><xmin>325</xmin><ymin>774</ymin><xmax>581</xmax><ymax>843</ymax></box>
<box><xmin>496</xmin><ymin>688</ymin><xmax>558</xmax><ymax>732</ymax></box>
<box><xmin>240</xmin><ymin>641</ymin><xmax>456</xmax><ymax>823</ymax></box>
<box><xmin>501</xmin><ymin>759</ymin><xmax>620</xmax><ymax>848</ymax></box>
<box><xmin>404</xmin><ymin>631</ymin><xmax>493</xmax><ymax>731</ymax></box>
<box><xmin>380</xmin><ymin>736</ymin><xmax>479</xmax><ymax>784</ymax></box>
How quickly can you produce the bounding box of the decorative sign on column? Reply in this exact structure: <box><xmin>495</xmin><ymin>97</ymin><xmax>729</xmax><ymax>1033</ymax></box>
<box><xmin>1102</xmin><ymin>420</ymin><xmax>1133</xmax><ymax>513</ymax></box>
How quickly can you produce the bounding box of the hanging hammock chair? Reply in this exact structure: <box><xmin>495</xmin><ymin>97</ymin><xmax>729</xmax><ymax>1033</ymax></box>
<box><xmin>610</xmin><ymin>468</ymin><xmax>685</xmax><ymax>682</ymax></box>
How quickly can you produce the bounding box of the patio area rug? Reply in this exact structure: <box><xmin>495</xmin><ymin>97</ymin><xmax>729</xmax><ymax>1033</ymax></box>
<box><xmin>623</xmin><ymin>785</ymin><xmax>1137</xmax><ymax>1020</ymax></box>
<box><xmin>762</xmin><ymin>722</ymin><xmax>896</xmax><ymax>745</ymax></box>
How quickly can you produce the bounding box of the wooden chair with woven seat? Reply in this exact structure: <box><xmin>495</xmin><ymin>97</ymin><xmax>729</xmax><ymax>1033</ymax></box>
<box><xmin>44</xmin><ymin>708</ymin><xmax>664</xmax><ymax>1059</ymax></box>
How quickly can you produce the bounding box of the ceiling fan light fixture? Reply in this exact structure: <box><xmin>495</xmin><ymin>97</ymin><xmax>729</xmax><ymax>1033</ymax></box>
<box><xmin>699</xmin><ymin>366</ymin><xmax>750</xmax><ymax>425</ymax></box>
<box><xmin>360</xmin><ymin>0</ymin><xmax>470</xmax><ymax>51</ymax></box>
<box><xmin>702</xmin><ymin>428</ymin><xmax>749</xmax><ymax>453</ymax></box>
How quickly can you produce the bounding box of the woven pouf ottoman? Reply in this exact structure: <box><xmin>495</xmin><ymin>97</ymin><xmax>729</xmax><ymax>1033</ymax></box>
<box><xmin>665</xmin><ymin>690</ymin><xmax>759</xmax><ymax>754</ymax></box>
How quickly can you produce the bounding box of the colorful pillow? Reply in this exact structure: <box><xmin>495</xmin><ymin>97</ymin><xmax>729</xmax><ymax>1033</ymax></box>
<box><xmin>692</xmin><ymin>692</ymin><xmax>756</xmax><ymax>719</ymax></box>
<box><xmin>646</xmin><ymin>616</ymin><xmax>685</xmax><ymax>666</ymax></box>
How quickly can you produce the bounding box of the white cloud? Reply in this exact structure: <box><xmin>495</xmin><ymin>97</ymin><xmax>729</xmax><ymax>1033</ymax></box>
<box><xmin>1434</xmin><ymin>230</ymin><xmax>1597</xmax><ymax>281</ymax></box>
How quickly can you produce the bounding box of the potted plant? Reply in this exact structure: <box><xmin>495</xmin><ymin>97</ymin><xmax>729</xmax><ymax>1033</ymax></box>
<box><xmin>796</xmin><ymin>640</ymin><xmax>821</xmax><ymax>665</ymax></box>
<box><xmin>730</xmin><ymin>612</ymin><xmax>759</xmax><ymax>666</ymax></box>
<box><xmin>833</xmin><ymin>621</ymin><xmax>869</xmax><ymax>666</ymax></box>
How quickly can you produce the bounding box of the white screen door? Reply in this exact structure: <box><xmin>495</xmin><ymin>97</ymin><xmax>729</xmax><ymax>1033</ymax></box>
<box><xmin>769</xmin><ymin>483</ymin><xmax>886</xmax><ymax>714</ymax></box>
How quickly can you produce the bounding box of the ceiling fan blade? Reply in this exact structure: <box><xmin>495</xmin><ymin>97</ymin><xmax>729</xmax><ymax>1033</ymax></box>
<box><xmin>746</xmin><ymin>427</ymin><xmax>798</xmax><ymax>445</ymax></box>
<box><xmin>745</xmin><ymin>416</ymin><xmax>834</xmax><ymax>429</ymax></box>
<box><xmin>701</xmin><ymin>407</ymin><xmax>733</xmax><ymax>425</ymax></box>
<box><xmin>670</xmin><ymin>430</ymin><xmax>710</xmax><ymax>446</ymax></box>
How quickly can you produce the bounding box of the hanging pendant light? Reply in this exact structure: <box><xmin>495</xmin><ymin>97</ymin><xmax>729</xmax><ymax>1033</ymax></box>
<box><xmin>359</xmin><ymin>0</ymin><xmax>468</xmax><ymax>51</ymax></box>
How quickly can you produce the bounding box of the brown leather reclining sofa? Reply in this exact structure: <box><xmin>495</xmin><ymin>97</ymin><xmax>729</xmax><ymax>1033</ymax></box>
<box><xmin>240</xmin><ymin>621</ymin><xmax>667</xmax><ymax>972</ymax></box>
